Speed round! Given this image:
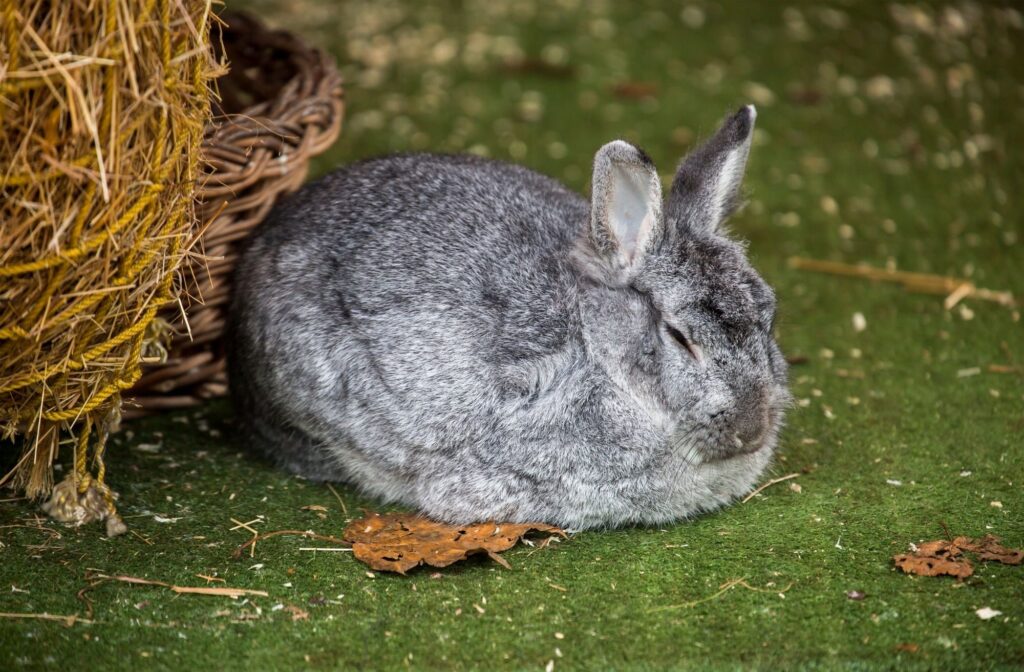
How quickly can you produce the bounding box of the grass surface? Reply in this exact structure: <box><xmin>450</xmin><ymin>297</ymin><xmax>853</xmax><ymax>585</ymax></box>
<box><xmin>3</xmin><ymin>1</ymin><xmax>1023</xmax><ymax>669</ymax></box>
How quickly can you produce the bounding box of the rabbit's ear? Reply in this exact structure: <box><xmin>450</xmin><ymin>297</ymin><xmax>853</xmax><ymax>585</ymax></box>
<box><xmin>587</xmin><ymin>140</ymin><xmax>664</xmax><ymax>280</ymax></box>
<box><xmin>668</xmin><ymin>105</ymin><xmax>756</xmax><ymax>234</ymax></box>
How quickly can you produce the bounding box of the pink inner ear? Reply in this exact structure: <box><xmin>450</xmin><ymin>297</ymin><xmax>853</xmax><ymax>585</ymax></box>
<box><xmin>609</xmin><ymin>163</ymin><xmax>659</xmax><ymax>263</ymax></box>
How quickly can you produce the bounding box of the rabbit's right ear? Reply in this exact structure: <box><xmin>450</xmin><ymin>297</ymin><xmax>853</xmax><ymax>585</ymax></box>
<box><xmin>582</xmin><ymin>140</ymin><xmax>664</xmax><ymax>284</ymax></box>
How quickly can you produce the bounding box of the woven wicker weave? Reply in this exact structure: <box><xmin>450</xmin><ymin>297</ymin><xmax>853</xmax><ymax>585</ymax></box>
<box><xmin>127</xmin><ymin>12</ymin><xmax>344</xmax><ymax>416</ymax></box>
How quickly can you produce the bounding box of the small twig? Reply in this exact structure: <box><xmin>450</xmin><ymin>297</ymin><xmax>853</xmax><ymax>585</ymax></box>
<box><xmin>230</xmin><ymin>517</ymin><xmax>263</xmax><ymax>558</ymax></box>
<box><xmin>0</xmin><ymin>611</ymin><xmax>93</xmax><ymax>626</ymax></box>
<box><xmin>82</xmin><ymin>572</ymin><xmax>268</xmax><ymax>599</ymax></box>
<box><xmin>130</xmin><ymin>529</ymin><xmax>154</xmax><ymax>545</ymax></box>
<box><xmin>231</xmin><ymin>529</ymin><xmax>349</xmax><ymax>560</ymax></box>
<box><xmin>788</xmin><ymin>257</ymin><xmax>1017</xmax><ymax>307</ymax></box>
<box><xmin>229</xmin><ymin>517</ymin><xmax>263</xmax><ymax>533</ymax></box>
<box><xmin>741</xmin><ymin>473</ymin><xmax>801</xmax><ymax>504</ymax></box>
<box><xmin>325</xmin><ymin>483</ymin><xmax>349</xmax><ymax>516</ymax></box>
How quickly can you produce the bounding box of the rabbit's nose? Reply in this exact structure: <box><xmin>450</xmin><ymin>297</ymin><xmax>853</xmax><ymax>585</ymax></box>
<box><xmin>730</xmin><ymin>393</ymin><xmax>770</xmax><ymax>453</ymax></box>
<box><xmin>732</xmin><ymin>413</ymin><xmax>767</xmax><ymax>453</ymax></box>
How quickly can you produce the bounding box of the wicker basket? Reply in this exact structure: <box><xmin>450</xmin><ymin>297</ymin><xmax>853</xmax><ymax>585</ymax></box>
<box><xmin>126</xmin><ymin>12</ymin><xmax>344</xmax><ymax>417</ymax></box>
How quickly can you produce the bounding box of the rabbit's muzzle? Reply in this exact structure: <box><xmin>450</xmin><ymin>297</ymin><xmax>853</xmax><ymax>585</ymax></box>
<box><xmin>700</xmin><ymin>387</ymin><xmax>777</xmax><ymax>460</ymax></box>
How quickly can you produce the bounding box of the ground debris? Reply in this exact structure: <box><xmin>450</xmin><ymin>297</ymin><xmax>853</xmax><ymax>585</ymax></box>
<box><xmin>788</xmin><ymin>257</ymin><xmax>1017</xmax><ymax>308</ymax></box>
<box><xmin>610</xmin><ymin>81</ymin><xmax>659</xmax><ymax>100</ymax></box>
<box><xmin>893</xmin><ymin>534</ymin><xmax>1022</xmax><ymax>579</ymax></box>
<box><xmin>343</xmin><ymin>512</ymin><xmax>564</xmax><ymax>574</ymax></box>
<box><xmin>976</xmin><ymin>607</ymin><xmax>1002</xmax><ymax>621</ymax></box>
<box><xmin>83</xmin><ymin>571</ymin><xmax>268</xmax><ymax>598</ymax></box>
<box><xmin>284</xmin><ymin>604</ymin><xmax>309</xmax><ymax>621</ymax></box>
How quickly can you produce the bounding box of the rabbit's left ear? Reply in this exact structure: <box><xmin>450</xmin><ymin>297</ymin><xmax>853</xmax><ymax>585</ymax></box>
<box><xmin>667</xmin><ymin>105</ymin><xmax>756</xmax><ymax>235</ymax></box>
<box><xmin>587</xmin><ymin>140</ymin><xmax>664</xmax><ymax>281</ymax></box>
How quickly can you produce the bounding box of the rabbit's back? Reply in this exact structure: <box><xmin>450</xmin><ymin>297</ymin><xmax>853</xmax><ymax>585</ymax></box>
<box><xmin>229</xmin><ymin>154</ymin><xmax>593</xmax><ymax>491</ymax></box>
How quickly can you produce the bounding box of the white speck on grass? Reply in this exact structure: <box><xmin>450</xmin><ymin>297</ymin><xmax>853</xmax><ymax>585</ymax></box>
<box><xmin>852</xmin><ymin>312</ymin><xmax>867</xmax><ymax>332</ymax></box>
<box><xmin>886</xmin><ymin>479</ymin><xmax>903</xmax><ymax>487</ymax></box>
<box><xmin>680</xmin><ymin>6</ymin><xmax>705</xmax><ymax>29</ymax></box>
<box><xmin>976</xmin><ymin>607</ymin><xmax>1002</xmax><ymax>620</ymax></box>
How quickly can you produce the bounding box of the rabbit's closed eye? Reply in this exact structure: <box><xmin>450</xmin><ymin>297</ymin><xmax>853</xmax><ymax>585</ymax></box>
<box><xmin>664</xmin><ymin>322</ymin><xmax>702</xmax><ymax>362</ymax></box>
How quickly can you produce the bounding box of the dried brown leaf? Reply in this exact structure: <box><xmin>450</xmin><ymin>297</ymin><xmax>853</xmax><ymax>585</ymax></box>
<box><xmin>892</xmin><ymin>534</ymin><xmax>1022</xmax><ymax>579</ymax></box>
<box><xmin>893</xmin><ymin>553</ymin><xmax>974</xmax><ymax>579</ymax></box>
<box><xmin>952</xmin><ymin>535</ymin><xmax>1023</xmax><ymax>565</ymax></box>
<box><xmin>343</xmin><ymin>512</ymin><xmax>565</xmax><ymax>574</ymax></box>
<box><xmin>610</xmin><ymin>81</ymin><xmax>659</xmax><ymax>100</ymax></box>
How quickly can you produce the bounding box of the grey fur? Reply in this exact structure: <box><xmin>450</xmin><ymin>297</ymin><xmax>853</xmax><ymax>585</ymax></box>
<box><xmin>228</xmin><ymin>105</ymin><xmax>789</xmax><ymax>529</ymax></box>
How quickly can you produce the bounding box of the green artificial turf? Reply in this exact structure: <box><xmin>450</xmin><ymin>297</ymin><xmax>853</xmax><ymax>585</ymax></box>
<box><xmin>2</xmin><ymin>1</ymin><xmax>1023</xmax><ymax>669</ymax></box>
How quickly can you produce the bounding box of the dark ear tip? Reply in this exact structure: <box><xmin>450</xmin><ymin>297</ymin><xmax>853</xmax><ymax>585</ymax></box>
<box><xmin>728</xmin><ymin>104</ymin><xmax>756</xmax><ymax>141</ymax></box>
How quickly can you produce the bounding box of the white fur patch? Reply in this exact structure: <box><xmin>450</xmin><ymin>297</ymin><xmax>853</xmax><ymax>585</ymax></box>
<box><xmin>710</xmin><ymin>147</ymin><xmax>743</xmax><ymax>226</ymax></box>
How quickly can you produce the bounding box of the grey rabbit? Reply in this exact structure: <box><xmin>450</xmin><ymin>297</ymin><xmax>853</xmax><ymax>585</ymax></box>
<box><xmin>228</xmin><ymin>105</ymin><xmax>790</xmax><ymax>530</ymax></box>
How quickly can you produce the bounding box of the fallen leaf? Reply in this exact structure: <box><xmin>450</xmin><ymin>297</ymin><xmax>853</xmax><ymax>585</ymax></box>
<box><xmin>610</xmin><ymin>81</ymin><xmax>659</xmax><ymax>100</ymax></box>
<box><xmin>975</xmin><ymin>607</ymin><xmax>1002</xmax><ymax>620</ymax></box>
<box><xmin>952</xmin><ymin>535</ymin><xmax>1023</xmax><ymax>565</ymax></box>
<box><xmin>892</xmin><ymin>534</ymin><xmax>1022</xmax><ymax>579</ymax></box>
<box><xmin>893</xmin><ymin>552</ymin><xmax>973</xmax><ymax>579</ymax></box>
<box><xmin>894</xmin><ymin>643</ymin><xmax>919</xmax><ymax>653</ymax></box>
<box><xmin>301</xmin><ymin>505</ymin><xmax>329</xmax><ymax>512</ymax></box>
<box><xmin>343</xmin><ymin>512</ymin><xmax>565</xmax><ymax>574</ymax></box>
<box><xmin>500</xmin><ymin>58</ymin><xmax>576</xmax><ymax>79</ymax></box>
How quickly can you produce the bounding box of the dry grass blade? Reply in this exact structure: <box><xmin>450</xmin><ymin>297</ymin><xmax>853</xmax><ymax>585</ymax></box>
<box><xmin>650</xmin><ymin>578</ymin><xmax>795</xmax><ymax>611</ymax></box>
<box><xmin>231</xmin><ymin>529</ymin><xmax>349</xmax><ymax>559</ymax></box>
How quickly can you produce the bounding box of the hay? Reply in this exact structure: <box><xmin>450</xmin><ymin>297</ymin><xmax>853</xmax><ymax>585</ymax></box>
<box><xmin>0</xmin><ymin>0</ymin><xmax>219</xmax><ymax>532</ymax></box>
<box><xmin>126</xmin><ymin>12</ymin><xmax>345</xmax><ymax>416</ymax></box>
